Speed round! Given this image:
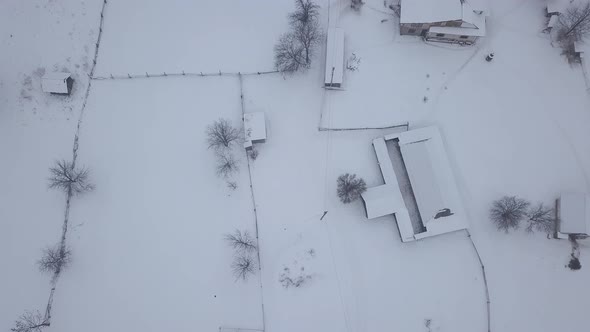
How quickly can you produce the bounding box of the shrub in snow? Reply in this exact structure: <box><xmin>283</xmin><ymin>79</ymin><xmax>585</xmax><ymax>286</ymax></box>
<box><xmin>279</xmin><ymin>266</ymin><xmax>312</xmax><ymax>288</ymax></box>
<box><xmin>226</xmin><ymin>181</ymin><xmax>238</xmax><ymax>191</ymax></box>
<box><xmin>337</xmin><ymin>173</ymin><xmax>367</xmax><ymax>204</ymax></box>
<box><xmin>48</xmin><ymin>160</ymin><xmax>94</xmax><ymax>196</ymax></box>
<box><xmin>489</xmin><ymin>196</ymin><xmax>530</xmax><ymax>232</ymax></box>
<box><xmin>11</xmin><ymin>310</ymin><xmax>49</xmax><ymax>332</ymax></box>
<box><xmin>38</xmin><ymin>244</ymin><xmax>71</xmax><ymax>275</ymax></box>
<box><xmin>225</xmin><ymin>230</ymin><xmax>257</xmax><ymax>253</ymax></box>
<box><xmin>568</xmin><ymin>254</ymin><xmax>582</xmax><ymax>270</ymax></box>
<box><xmin>525</xmin><ymin>203</ymin><xmax>556</xmax><ymax>235</ymax></box>
<box><xmin>231</xmin><ymin>253</ymin><xmax>257</xmax><ymax>281</ymax></box>
<box><xmin>274</xmin><ymin>0</ymin><xmax>322</xmax><ymax>73</ymax></box>
<box><xmin>248</xmin><ymin>148</ymin><xmax>259</xmax><ymax>160</ymax></box>
<box><xmin>346</xmin><ymin>53</ymin><xmax>361</xmax><ymax>71</ymax></box>
<box><xmin>206</xmin><ymin>118</ymin><xmax>240</xmax><ymax>150</ymax></box>
<box><xmin>215</xmin><ymin>152</ymin><xmax>238</xmax><ymax>178</ymax></box>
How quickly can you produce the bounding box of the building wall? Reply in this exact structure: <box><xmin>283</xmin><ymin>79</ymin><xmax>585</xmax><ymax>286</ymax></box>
<box><xmin>425</xmin><ymin>31</ymin><xmax>477</xmax><ymax>44</ymax></box>
<box><xmin>400</xmin><ymin>20</ymin><xmax>462</xmax><ymax>36</ymax></box>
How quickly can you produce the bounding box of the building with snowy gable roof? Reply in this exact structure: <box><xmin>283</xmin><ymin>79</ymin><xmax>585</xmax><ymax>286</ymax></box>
<box><xmin>400</xmin><ymin>0</ymin><xmax>487</xmax><ymax>44</ymax></box>
<box><xmin>41</xmin><ymin>72</ymin><xmax>74</xmax><ymax>95</ymax></box>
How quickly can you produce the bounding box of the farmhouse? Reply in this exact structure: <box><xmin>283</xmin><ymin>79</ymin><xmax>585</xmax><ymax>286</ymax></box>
<box><xmin>557</xmin><ymin>193</ymin><xmax>590</xmax><ymax>237</ymax></box>
<box><xmin>41</xmin><ymin>72</ymin><xmax>74</xmax><ymax>95</ymax></box>
<box><xmin>243</xmin><ymin>112</ymin><xmax>266</xmax><ymax>150</ymax></box>
<box><xmin>400</xmin><ymin>0</ymin><xmax>486</xmax><ymax>44</ymax></box>
<box><xmin>363</xmin><ymin>126</ymin><xmax>467</xmax><ymax>242</ymax></box>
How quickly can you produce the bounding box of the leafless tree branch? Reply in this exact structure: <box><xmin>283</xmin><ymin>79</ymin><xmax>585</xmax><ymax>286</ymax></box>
<box><xmin>215</xmin><ymin>152</ymin><xmax>238</xmax><ymax>178</ymax></box>
<box><xmin>206</xmin><ymin>118</ymin><xmax>240</xmax><ymax>150</ymax></box>
<box><xmin>11</xmin><ymin>311</ymin><xmax>49</xmax><ymax>332</ymax></box>
<box><xmin>489</xmin><ymin>196</ymin><xmax>530</xmax><ymax>232</ymax></box>
<box><xmin>231</xmin><ymin>254</ymin><xmax>257</xmax><ymax>281</ymax></box>
<box><xmin>225</xmin><ymin>229</ymin><xmax>257</xmax><ymax>253</ymax></box>
<box><xmin>48</xmin><ymin>160</ymin><xmax>95</xmax><ymax>196</ymax></box>
<box><xmin>37</xmin><ymin>244</ymin><xmax>71</xmax><ymax>275</ymax></box>
<box><xmin>337</xmin><ymin>173</ymin><xmax>367</xmax><ymax>204</ymax></box>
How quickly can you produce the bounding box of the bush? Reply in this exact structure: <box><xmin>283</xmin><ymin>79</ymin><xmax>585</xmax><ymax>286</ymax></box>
<box><xmin>568</xmin><ymin>254</ymin><xmax>582</xmax><ymax>270</ymax></box>
<box><xmin>336</xmin><ymin>173</ymin><xmax>367</xmax><ymax>204</ymax></box>
<box><xmin>489</xmin><ymin>196</ymin><xmax>530</xmax><ymax>232</ymax></box>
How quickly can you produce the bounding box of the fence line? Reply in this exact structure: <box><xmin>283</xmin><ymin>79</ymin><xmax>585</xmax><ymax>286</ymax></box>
<box><xmin>238</xmin><ymin>74</ymin><xmax>266</xmax><ymax>332</ymax></box>
<box><xmin>318</xmin><ymin>122</ymin><xmax>409</xmax><ymax>132</ymax></box>
<box><xmin>91</xmin><ymin>70</ymin><xmax>280</xmax><ymax>81</ymax></box>
<box><xmin>41</xmin><ymin>0</ymin><xmax>109</xmax><ymax>327</ymax></box>
<box><xmin>465</xmin><ymin>230</ymin><xmax>491</xmax><ymax>332</ymax></box>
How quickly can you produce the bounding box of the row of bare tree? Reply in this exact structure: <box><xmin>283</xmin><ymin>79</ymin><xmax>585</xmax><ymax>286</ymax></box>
<box><xmin>12</xmin><ymin>161</ymin><xmax>94</xmax><ymax>332</ymax></box>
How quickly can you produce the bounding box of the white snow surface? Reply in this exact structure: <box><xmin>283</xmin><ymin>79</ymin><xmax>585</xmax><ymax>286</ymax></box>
<box><xmin>400</xmin><ymin>0</ymin><xmax>462</xmax><ymax>24</ymax></box>
<box><xmin>2</xmin><ymin>0</ymin><xmax>590</xmax><ymax>332</ymax></box>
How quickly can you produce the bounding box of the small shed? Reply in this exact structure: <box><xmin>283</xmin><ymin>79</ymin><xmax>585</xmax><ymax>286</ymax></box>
<box><xmin>324</xmin><ymin>27</ymin><xmax>344</xmax><ymax>88</ymax></box>
<box><xmin>243</xmin><ymin>112</ymin><xmax>266</xmax><ymax>150</ymax></box>
<box><xmin>42</xmin><ymin>72</ymin><xmax>73</xmax><ymax>95</ymax></box>
<box><xmin>558</xmin><ymin>193</ymin><xmax>590</xmax><ymax>236</ymax></box>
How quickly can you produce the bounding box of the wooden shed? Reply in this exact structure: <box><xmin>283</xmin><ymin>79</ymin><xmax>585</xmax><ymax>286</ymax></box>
<box><xmin>42</xmin><ymin>72</ymin><xmax>73</xmax><ymax>95</ymax></box>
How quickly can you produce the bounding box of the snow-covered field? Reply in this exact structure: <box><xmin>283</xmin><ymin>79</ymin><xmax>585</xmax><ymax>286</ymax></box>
<box><xmin>2</xmin><ymin>0</ymin><xmax>590</xmax><ymax>332</ymax></box>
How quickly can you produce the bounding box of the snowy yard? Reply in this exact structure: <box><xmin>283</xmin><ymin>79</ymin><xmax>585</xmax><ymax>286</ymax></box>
<box><xmin>2</xmin><ymin>0</ymin><xmax>590</xmax><ymax>332</ymax></box>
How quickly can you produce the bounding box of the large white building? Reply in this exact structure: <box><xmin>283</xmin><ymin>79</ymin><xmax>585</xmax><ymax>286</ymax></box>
<box><xmin>362</xmin><ymin>126</ymin><xmax>468</xmax><ymax>242</ymax></box>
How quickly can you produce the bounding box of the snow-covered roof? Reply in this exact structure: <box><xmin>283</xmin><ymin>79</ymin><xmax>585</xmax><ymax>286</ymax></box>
<box><xmin>362</xmin><ymin>184</ymin><xmax>404</xmax><ymax>219</ymax></box>
<box><xmin>325</xmin><ymin>27</ymin><xmax>344</xmax><ymax>86</ymax></box>
<box><xmin>547</xmin><ymin>0</ymin><xmax>567</xmax><ymax>14</ymax></box>
<box><xmin>548</xmin><ymin>14</ymin><xmax>559</xmax><ymax>28</ymax></box>
<box><xmin>41</xmin><ymin>72</ymin><xmax>71</xmax><ymax>93</ymax></box>
<box><xmin>401</xmin><ymin>0</ymin><xmax>462</xmax><ymax>24</ymax></box>
<box><xmin>243</xmin><ymin>112</ymin><xmax>266</xmax><ymax>143</ymax></box>
<box><xmin>559</xmin><ymin>193</ymin><xmax>590</xmax><ymax>235</ymax></box>
<box><xmin>401</xmin><ymin>140</ymin><xmax>446</xmax><ymax>222</ymax></box>
<box><xmin>368</xmin><ymin>138</ymin><xmax>415</xmax><ymax>241</ymax></box>
<box><xmin>400</xmin><ymin>0</ymin><xmax>486</xmax><ymax>32</ymax></box>
<box><xmin>382</xmin><ymin>126</ymin><xmax>468</xmax><ymax>240</ymax></box>
<box><xmin>574</xmin><ymin>41</ymin><xmax>584</xmax><ymax>53</ymax></box>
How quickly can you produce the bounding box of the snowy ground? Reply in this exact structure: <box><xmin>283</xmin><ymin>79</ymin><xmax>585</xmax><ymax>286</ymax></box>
<box><xmin>2</xmin><ymin>0</ymin><xmax>590</xmax><ymax>331</ymax></box>
<box><xmin>0</xmin><ymin>0</ymin><xmax>101</xmax><ymax>329</ymax></box>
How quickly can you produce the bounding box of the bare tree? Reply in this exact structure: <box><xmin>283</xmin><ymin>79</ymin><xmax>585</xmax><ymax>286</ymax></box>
<box><xmin>215</xmin><ymin>152</ymin><xmax>238</xmax><ymax>178</ymax></box>
<box><xmin>11</xmin><ymin>310</ymin><xmax>49</xmax><ymax>332</ymax></box>
<box><xmin>206</xmin><ymin>118</ymin><xmax>240</xmax><ymax>150</ymax></box>
<box><xmin>37</xmin><ymin>244</ymin><xmax>71</xmax><ymax>275</ymax></box>
<box><xmin>489</xmin><ymin>196</ymin><xmax>530</xmax><ymax>232</ymax></box>
<box><xmin>231</xmin><ymin>254</ymin><xmax>257</xmax><ymax>281</ymax></box>
<box><xmin>275</xmin><ymin>0</ymin><xmax>322</xmax><ymax>73</ymax></box>
<box><xmin>557</xmin><ymin>2</ymin><xmax>590</xmax><ymax>41</ymax></box>
<box><xmin>525</xmin><ymin>203</ymin><xmax>556</xmax><ymax>234</ymax></box>
<box><xmin>225</xmin><ymin>229</ymin><xmax>257</xmax><ymax>253</ymax></box>
<box><xmin>289</xmin><ymin>0</ymin><xmax>320</xmax><ymax>25</ymax></box>
<box><xmin>337</xmin><ymin>173</ymin><xmax>367</xmax><ymax>204</ymax></box>
<box><xmin>48</xmin><ymin>160</ymin><xmax>94</xmax><ymax>196</ymax></box>
<box><xmin>274</xmin><ymin>32</ymin><xmax>307</xmax><ymax>73</ymax></box>
<box><xmin>293</xmin><ymin>17</ymin><xmax>322</xmax><ymax>64</ymax></box>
